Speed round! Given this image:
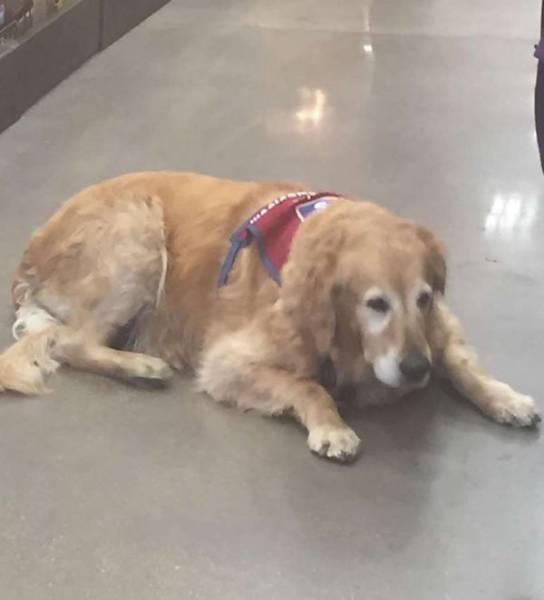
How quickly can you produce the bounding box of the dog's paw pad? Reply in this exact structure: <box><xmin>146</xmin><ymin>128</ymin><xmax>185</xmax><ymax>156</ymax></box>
<box><xmin>308</xmin><ymin>426</ymin><xmax>361</xmax><ymax>462</ymax></box>
<box><xmin>143</xmin><ymin>360</ymin><xmax>173</xmax><ymax>381</ymax></box>
<box><xmin>129</xmin><ymin>357</ymin><xmax>173</xmax><ymax>387</ymax></box>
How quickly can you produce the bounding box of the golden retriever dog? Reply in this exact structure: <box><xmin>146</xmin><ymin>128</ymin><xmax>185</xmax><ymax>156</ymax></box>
<box><xmin>0</xmin><ymin>172</ymin><xmax>539</xmax><ymax>461</ymax></box>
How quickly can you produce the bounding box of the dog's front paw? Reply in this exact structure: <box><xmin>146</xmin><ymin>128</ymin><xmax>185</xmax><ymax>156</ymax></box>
<box><xmin>486</xmin><ymin>382</ymin><xmax>540</xmax><ymax>428</ymax></box>
<box><xmin>307</xmin><ymin>425</ymin><xmax>361</xmax><ymax>462</ymax></box>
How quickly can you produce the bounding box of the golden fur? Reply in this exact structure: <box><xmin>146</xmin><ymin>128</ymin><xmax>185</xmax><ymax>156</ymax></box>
<box><xmin>0</xmin><ymin>172</ymin><xmax>539</xmax><ymax>460</ymax></box>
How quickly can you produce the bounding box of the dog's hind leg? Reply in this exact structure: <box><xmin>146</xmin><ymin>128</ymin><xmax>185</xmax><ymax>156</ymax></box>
<box><xmin>1</xmin><ymin>192</ymin><xmax>172</xmax><ymax>394</ymax></box>
<box><xmin>430</xmin><ymin>299</ymin><xmax>540</xmax><ymax>427</ymax></box>
<box><xmin>51</xmin><ymin>327</ymin><xmax>173</xmax><ymax>386</ymax></box>
<box><xmin>0</xmin><ymin>324</ymin><xmax>172</xmax><ymax>394</ymax></box>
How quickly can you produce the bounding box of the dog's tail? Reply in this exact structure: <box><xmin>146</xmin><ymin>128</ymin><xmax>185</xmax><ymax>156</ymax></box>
<box><xmin>0</xmin><ymin>326</ymin><xmax>62</xmax><ymax>394</ymax></box>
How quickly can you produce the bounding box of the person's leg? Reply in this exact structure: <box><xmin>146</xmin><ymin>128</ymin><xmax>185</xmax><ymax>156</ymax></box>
<box><xmin>534</xmin><ymin>1</ymin><xmax>544</xmax><ymax>171</ymax></box>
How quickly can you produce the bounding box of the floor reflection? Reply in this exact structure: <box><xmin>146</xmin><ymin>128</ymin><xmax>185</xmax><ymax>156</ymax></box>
<box><xmin>484</xmin><ymin>192</ymin><xmax>539</xmax><ymax>238</ymax></box>
<box><xmin>295</xmin><ymin>88</ymin><xmax>327</xmax><ymax>130</ymax></box>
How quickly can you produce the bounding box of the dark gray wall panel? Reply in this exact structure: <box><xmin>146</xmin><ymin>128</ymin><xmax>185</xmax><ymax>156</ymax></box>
<box><xmin>0</xmin><ymin>0</ymin><xmax>170</xmax><ymax>134</ymax></box>
<box><xmin>100</xmin><ymin>0</ymin><xmax>170</xmax><ymax>48</ymax></box>
<box><xmin>13</xmin><ymin>0</ymin><xmax>101</xmax><ymax>117</ymax></box>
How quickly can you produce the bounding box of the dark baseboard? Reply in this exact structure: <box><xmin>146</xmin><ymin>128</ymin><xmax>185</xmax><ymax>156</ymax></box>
<box><xmin>0</xmin><ymin>46</ymin><xmax>17</xmax><ymax>133</ymax></box>
<box><xmin>0</xmin><ymin>0</ymin><xmax>170</xmax><ymax>134</ymax></box>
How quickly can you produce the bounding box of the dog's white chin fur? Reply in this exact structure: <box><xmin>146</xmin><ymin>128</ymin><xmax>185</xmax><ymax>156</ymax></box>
<box><xmin>373</xmin><ymin>351</ymin><xmax>402</xmax><ymax>387</ymax></box>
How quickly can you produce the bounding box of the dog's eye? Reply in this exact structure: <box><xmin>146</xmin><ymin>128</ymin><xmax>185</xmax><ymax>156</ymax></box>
<box><xmin>366</xmin><ymin>297</ymin><xmax>390</xmax><ymax>313</ymax></box>
<box><xmin>417</xmin><ymin>291</ymin><xmax>432</xmax><ymax>310</ymax></box>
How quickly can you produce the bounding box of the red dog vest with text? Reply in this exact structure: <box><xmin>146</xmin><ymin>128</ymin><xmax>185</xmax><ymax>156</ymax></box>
<box><xmin>217</xmin><ymin>191</ymin><xmax>339</xmax><ymax>287</ymax></box>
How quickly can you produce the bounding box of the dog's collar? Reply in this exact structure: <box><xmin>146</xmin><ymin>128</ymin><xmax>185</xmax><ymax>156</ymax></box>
<box><xmin>217</xmin><ymin>191</ymin><xmax>339</xmax><ymax>287</ymax></box>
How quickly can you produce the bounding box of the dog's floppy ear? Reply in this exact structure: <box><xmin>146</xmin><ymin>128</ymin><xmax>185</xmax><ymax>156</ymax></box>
<box><xmin>417</xmin><ymin>226</ymin><xmax>447</xmax><ymax>294</ymax></box>
<box><xmin>280</xmin><ymin>226</ymin><xmax>343</xmax><ymax>356</ymax></box>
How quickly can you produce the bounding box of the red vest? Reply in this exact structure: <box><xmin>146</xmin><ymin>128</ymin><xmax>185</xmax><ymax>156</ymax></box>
<box><xmin>218</xmin><ymin>191</ymin><xmax>339</xmax><ymax>287</ymax></box>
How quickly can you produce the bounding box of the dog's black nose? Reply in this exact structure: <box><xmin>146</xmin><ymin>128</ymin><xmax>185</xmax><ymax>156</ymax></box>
<box><xmin>399</xmin><ymin>352</ymin><xmax>431</xmax><ymax>382</ymax></box>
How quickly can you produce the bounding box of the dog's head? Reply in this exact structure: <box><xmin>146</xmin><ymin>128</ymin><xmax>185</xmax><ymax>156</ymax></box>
<box><xmin>281</xmin><ymin>200</ymin><xmax>446</xmax><ymax>390</ymax></box>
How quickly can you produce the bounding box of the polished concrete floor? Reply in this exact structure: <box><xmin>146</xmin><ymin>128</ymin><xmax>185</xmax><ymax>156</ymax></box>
<box><xmin>1</xmin><ymin>1</ymin><xmax>543</xmax><ymax>599</ymax></box>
